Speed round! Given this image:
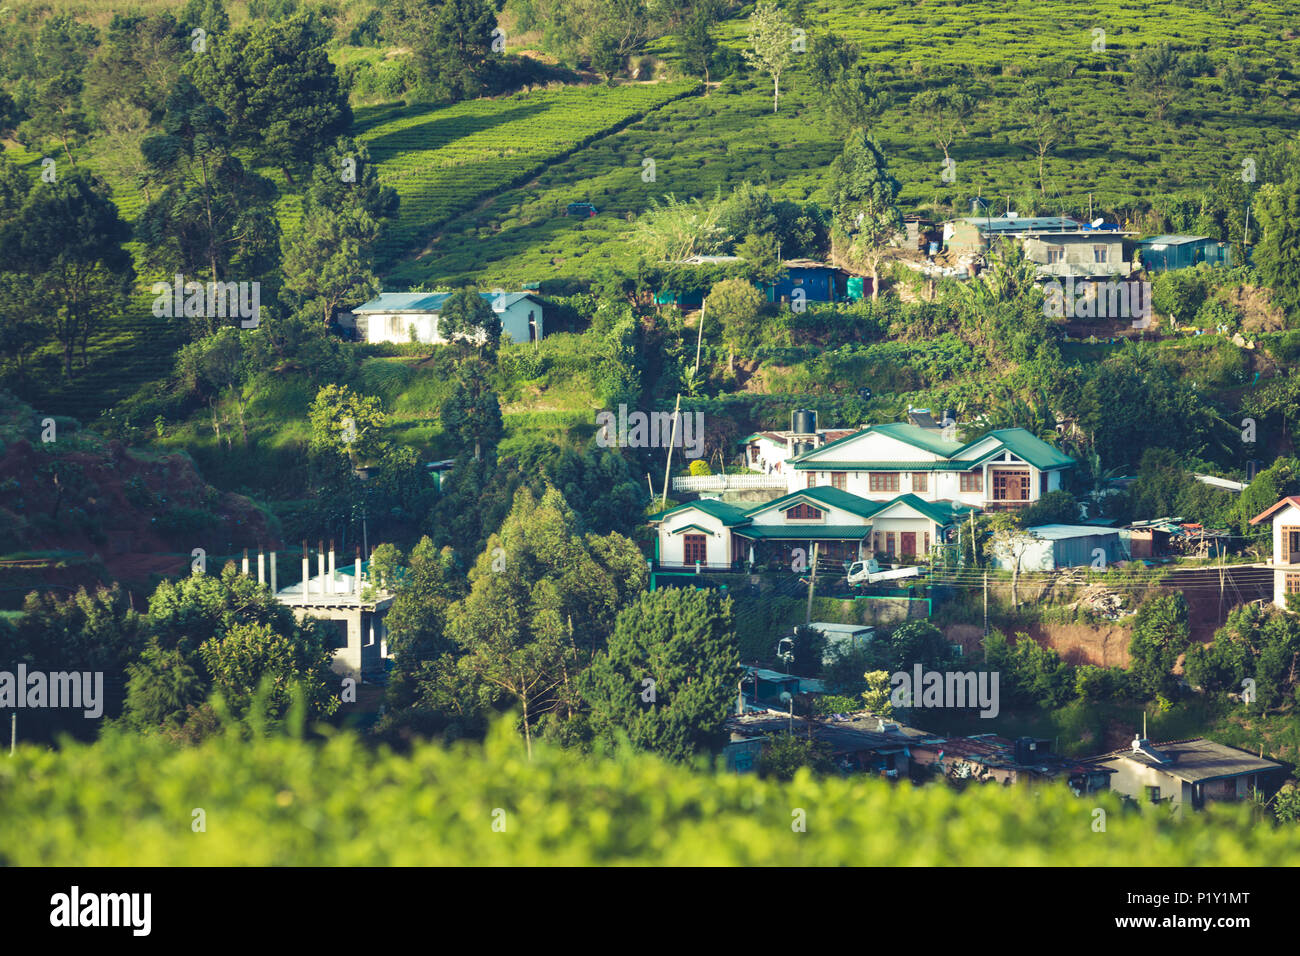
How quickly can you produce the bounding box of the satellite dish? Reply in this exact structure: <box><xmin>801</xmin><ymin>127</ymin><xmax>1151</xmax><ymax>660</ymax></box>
<box><xmin>1090</xmin><ymin>218</ymin><xmax>1105</xmax><ymax>228</ymax></box>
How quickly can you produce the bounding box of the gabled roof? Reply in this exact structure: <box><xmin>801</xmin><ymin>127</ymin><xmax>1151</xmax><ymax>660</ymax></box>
<box><xmin>955</xmin><ymin>429</ymin><xmax>1075</xmax><ymax>471</ymax></box>
<box><xmin>1249</xmin><ymin>496</ymin><xmax>1300</xmax><ymax>526</ymax></box>
<box><xmin>871</xmin><ymin>494</ymin><xmax>978</xmax><ymax>526</ymax></box>
<box><xmin>745</xmin><ymin>486</ymin><xmax>883</xmax><ymax>521</ymax></box>
<box><xmin>648</xmin><ymin>498</ymin><xmax>751</xmax><ymax>526</ymax></box>
<box><xmin>794</xmin><ymin>424</ymin><xmax>1074</xmax><ymax>472</ymax></box>
<box><xmin>352</xmin><ymin>291</ymin><xmax>542</xmax><ymax>314</ymax></box>
<box><xmin>795</xmin><ymin>423</ymin><xmax>963</xmax><ymax>463</ymax></box>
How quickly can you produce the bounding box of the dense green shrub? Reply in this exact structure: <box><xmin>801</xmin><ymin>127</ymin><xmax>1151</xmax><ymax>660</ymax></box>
<box><xmin>0</xmin><ymin>720</ymin><xmax>1293</xmax><ymax>865</ymax></box>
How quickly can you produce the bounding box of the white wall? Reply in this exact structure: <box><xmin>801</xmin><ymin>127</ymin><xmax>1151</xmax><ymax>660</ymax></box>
<box><xmin>658</xmin><ymin>509</ymin><xmax>733</xmax><ymax>567</ymax></box>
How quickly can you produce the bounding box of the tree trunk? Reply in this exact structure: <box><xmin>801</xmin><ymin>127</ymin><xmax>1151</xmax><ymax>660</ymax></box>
<box><xmin>871</xmin><ymin>259</ymin><xmax>880</xmax><ymax>301</ymax></box>
<box><xmin>521</xmin><ymin>693</ymin><xmax>532</xmax><ymax>760</ymax></box>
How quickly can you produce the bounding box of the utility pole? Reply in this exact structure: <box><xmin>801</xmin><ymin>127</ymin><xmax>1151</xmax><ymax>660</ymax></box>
<box><xmin>983</xmin><ymin>570</ymin><xmax>989</xmax><ymax>636</ymax></box>
<box><xmin>804</xmin><ymin>541</ymin><xmax>820</xmax><ymax>625</ymax></box>
<box><xmin>660</xmin><ymin>394</ymin><xmax>682</xmax><ymax>511</ymax></box>
<box><xmin>692</xmin><ymin>299</ymin><xmax>707</xmax><ymax>376</ymax></box>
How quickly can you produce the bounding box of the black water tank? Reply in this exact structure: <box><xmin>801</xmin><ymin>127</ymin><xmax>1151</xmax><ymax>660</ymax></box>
<box><xmin>792</xmin><ymin>408</ymin><xmax>817</xmax><ymax>435</ymax></box>
<box><xmin>791</xmin><ymin>441</ymin><xmax>813</xmax><ymax>458</ymax></box>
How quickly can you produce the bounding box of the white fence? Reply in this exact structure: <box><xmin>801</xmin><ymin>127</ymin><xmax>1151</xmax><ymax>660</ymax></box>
<box><xmin>671</xmin><ymin>474</ymin><xmax>787</xmax><ymax>493</ymax></box>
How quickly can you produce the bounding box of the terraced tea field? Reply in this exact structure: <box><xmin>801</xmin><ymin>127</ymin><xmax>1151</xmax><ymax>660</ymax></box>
<box><xmin>356</xmin><ymin>80</ymin><xmax>701</xmax><ymax>274</ymax></box>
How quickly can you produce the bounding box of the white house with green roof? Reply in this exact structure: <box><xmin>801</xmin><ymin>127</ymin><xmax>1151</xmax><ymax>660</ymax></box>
<box><xmin>648</xmin><ymin>422</ymin><xmax>1075</xmax><ymax>571</ymax></box>
<box><xmin>788</xmin><ymin>423</ymin><xmax>1073</xmax><ymax>511</ymax></box>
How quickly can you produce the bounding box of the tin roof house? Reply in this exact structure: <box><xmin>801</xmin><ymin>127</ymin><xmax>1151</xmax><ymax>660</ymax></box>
<box><xmin>347</xmin><ymin>291</ymin><xmax>544</xmax><ymax>347</ymax></box>
<box><xmin>1088</xmin><ymin>736</ymin><xmax>1282</xmax><ymax>813</ymax></box>
<box><xmin>1135</xmin><ymin>235</ymin><xmax>1233</xmax><ymax>272</ymax></box>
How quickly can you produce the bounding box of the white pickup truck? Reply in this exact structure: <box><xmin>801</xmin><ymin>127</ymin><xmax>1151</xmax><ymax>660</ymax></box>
<box><xmin>846</xmin><ymin>558</ymin><xmax>921</xmax><ymax>586</ymax></box>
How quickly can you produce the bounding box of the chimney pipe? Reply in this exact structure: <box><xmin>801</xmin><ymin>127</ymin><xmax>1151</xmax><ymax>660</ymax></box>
<box><xmin>302</xmin><ymin>541</ymin><xmax>310</xmax><ymax>596</ymax></box>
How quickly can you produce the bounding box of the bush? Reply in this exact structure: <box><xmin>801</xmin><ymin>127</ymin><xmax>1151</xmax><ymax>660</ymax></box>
<box><xmin>1</xmin><ymin>720</ymin><xmax>1295</xmax><ymax>864</ymax></box>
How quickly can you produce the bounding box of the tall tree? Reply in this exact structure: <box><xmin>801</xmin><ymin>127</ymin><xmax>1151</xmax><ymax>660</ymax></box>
<box><xmin>743</xmin><ymin>0</ymin><xmax>795</xmax><ymax>113</ymax></box>
<box><xmin>582</xmin><ymin>587</ymin><xmax>738</xmax><ymax>761</ymax></box>
<box><xmin>438</xmin><ymin>287</ymin><xmax>502</xmax><ymax>357</ymax></box>
<box><xmin>909</xmin><ymin>87</ymin><xmax>977</xmax><ymax>166</ymax></box>
<box><xmin>137</xmin><ymin>77</ymin><xmax>281</xmax><ymax>305</ymax></box>
<box><xmin>1130</xmin><ymin>43</ymin><xmax>1192</xmax><ymax>122</ymax></box>
<box><xmin>189</xmin><ymin>12</ymin><xmax>352</xmax><ymax>183</ymax></box>
<box><xmin>678</xmin><ymin>1</ymin><xmax>719</xmax><ymax>88</ymax></box>
<box><xmin>440</xmin><ymin>360</ymin><xmax>504</xmax><ymax>461</ymax></box>
<box><xmin>1253</xmin><ymin>172</ymin><xmax>1300</xmax><ymax>319</ymax></box>
<box><xmin>447</xmin><ymin>486</ymin><xmax>648</xmax><ymax>756</ymax></box>
<box><xmin>384</xmin><ymin>0</ymin><xmax>499</xmax><ymax>101</ymax></box>
<box><xmin>829</xmin><ymin>131</ymin><xmax>901</xmax><ymax>298</ymax></box>
<box><xmin>282</xmin><ymin>138</ymin><xmax>399</xmax><ymax>325</ymax></box>
<box><xmin>1015</xmin><ymin>81</ymin><xmax>1065</xmax><ymax>195</ymax></box>
<box><xmin>2</xmin><ymin>171</ymin><xmax>134</xmax><ymax>376</ymax></box>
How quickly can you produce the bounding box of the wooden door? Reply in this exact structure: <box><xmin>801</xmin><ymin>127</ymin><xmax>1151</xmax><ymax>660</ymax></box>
<box><xmin>900</xmin><ymin>532</ymin><xmax>917</xmax><ymax>557</ymax></box>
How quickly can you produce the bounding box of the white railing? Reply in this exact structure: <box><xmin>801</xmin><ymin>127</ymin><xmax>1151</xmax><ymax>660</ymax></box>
<box><xmin>672</xmin><ymin>474</ymin><xmax>788</xmax><ymax>492</ymax></box>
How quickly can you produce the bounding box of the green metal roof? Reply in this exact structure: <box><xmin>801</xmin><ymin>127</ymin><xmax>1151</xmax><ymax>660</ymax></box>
<box><xmin>793</xmin><ymin>423</ymin><xmax>963</xmax><ymax>463</ymax></box>
<box><xmin>744</xmin><ymin>486</ymin><xmax>883</xmax><ymax>521</ymax></box>
<box><xmin>648</xmin><ymin>498</ymin><xmax>751</xmax><ymax>526</ymax></box>
<box><xmin>736</xmin><ymin>525</ymin><xmax>873</xmax><ymax>540</ymax></box>
<box><xmin>793</xmin><ymin>460</ymin><xmax>954</xmax><ymax>472</ymax></box>
<box><xmin>872</xmin><ymin>494</ymin><xmax>978</xmax><ymax>526</ymax></box>
<box><xmin>796</xmin><ymin>425</ymin><xmax>1074</xmax><ymax>472</ymax></box>
<box><xmin>956</xmin><ymin>429</ymin><xmax>1074</xmax><ymax>471</ymax></box>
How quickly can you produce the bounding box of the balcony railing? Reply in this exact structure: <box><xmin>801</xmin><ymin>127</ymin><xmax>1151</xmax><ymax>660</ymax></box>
<box><xmin>983</xmin><ymin>499</ymin><xmax>1032</xmax><ymax>512</ymax></box>
<box><xmin>671</xmin><ymin>474</ymin><xmax>788</xmax><ymax>492</ymax></box>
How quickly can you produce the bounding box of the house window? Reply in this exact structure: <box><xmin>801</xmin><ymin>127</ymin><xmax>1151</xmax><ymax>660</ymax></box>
<box><xmin>886</xmin><ymin>532</ymin><xmax>896</xmax><ymax>557</ymax></box>
<box><xmin>388</xmin><ymin>315</ymin><xmax>402</xmax><ymax>337</ymax></box>
<box><xmin>1046</xmin><ymin>246</ymin><xmax>1064</xmax><ymax>264</ymax></box>
<box><xmin>960</xmin><ymin>471</ymin><xmax>983</xmax><ymax>493</ymax></box>
<box><xmin>912</xmin><ymin>472</ymin><xmax>928</xmax><ymax>493</ymax></box>
<box><xmin>785</xmin><ymin>503</ymin><xmax>824</xmax><ymax>520</ymax></box>
<box><xmin>831</xmin><ymin>472</ymin><xmax>847</xmax><ymax>491</ymax></box>
<box><xmin>1093</xmin><ymin>245</ymin><xmax>1108</xmax><ymax>264</ymax></box>
<box><xmin>869</xmin><ymin>472</ymin><xmax>900</xmax><ymax>492</ymax></box>
<box><xmin>924</xmin><ymin>532</ymin><xmax>930</xmax><ymax>553</ymax></box>
<box><xmin>1286</xmin><ymin>573</ymin><xmax>1300</xmax><ymax>594</ymax></box>
<box><xmin>683</xmin><ymin>534</ymin><xmax>707</xmax><ymax>565</ymax></box>
<box><xmin>807</xmin><ymin>472</ymin><xmax>818</xmax><ymax>488</ymax></box>
<box><xmin>1040</xmin><ymin>472</ymin><xmax>1049</xmax><ymax>495</ymax></box>
<box><xmin>1145</xmin><ymin>786</ymin><xmax>1161</xmax><ymax>804</ymax></box>
<box><xmin>1283</xmin><ymin>527</ymin><xmax>1300</xmax><ymax>563</ymax></box>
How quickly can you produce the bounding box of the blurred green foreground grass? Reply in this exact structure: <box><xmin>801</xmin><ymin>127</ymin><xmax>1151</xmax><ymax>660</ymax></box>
<box><xmin>0</xmin><ymin>721</ymin><xmax>1293</xmax><ymax>866</ymax></box>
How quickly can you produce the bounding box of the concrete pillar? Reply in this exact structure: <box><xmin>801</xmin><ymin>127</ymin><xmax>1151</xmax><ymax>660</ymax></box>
<box><xmin>329</xmin><ymin>541</ymin><xmax>336</xmax><ymax>594</ymax></box>
<box><xmin>270</xmin><ymin>551</ymin><xmax>277</xmax><ymax>594</ymax></box>
<box><xmin>317</xmin><ymin>540</ymin><xmax>325</xmax><ymax>584</ymax></box>
<box><xmin>242</xmin><ymin>548</ymin><xmax>249</xmax><ymax>576</ymax></box>
<box><xmin>355</xmin><ymin>550</ymin><xmax>362</xmax><ymax>598</ymax></box>
<box><xmin>302</xmin><ymin>542</ymin><xmax>310</xmax><ymax>596</ymax></box>
<box><xmin>257</xmin><ymin>550</ymin><xmax>265</xmax><ymax>586</ymax></box>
